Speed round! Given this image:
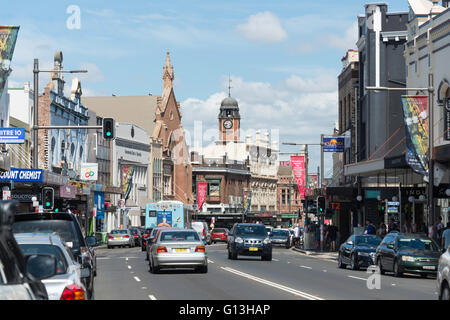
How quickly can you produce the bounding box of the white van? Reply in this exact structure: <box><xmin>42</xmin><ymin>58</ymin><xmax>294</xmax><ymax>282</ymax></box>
<box><xmin>191</xmin><ymin>221</ymin><xmax>211</xmax><ymax>245</ymax></box>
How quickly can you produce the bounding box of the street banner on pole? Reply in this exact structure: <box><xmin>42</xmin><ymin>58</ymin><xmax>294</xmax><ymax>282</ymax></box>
<box><xmin>197</xmin><ymin>181</ymin><xmax>207</xmax><ymax>211</ymax></box>
<box><xmin>291</xmin><ymin>155</ymin><xmax>306</xmax><ymax>199</ymax></box>
<box><xmin>401</xmin><ymin>95</ymin><xmax>428</xmax><ymax>176</ymax></box>
<box><xmin>0</xmin><ymin>26</ymin><xmax>20</xmax><ymax>100</ymax></box>
<box><xmin>121</xmin><ymin>165</ymin><xmax>134</xmax><ymax>200</ymax></box>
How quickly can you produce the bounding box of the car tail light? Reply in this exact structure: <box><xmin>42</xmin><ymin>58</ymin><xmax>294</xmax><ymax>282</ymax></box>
<box><xmin>143</xmin><ymin>234</ymin><xmax>149</xmax><ymax>238</ymax></box>
<box><xmin>133</xmin><ymin>234</ymin><xmax>138</xmax><ymax>237</ymax></box>
<box><xmin>108</xmin><ymin>236</ymin><xmax>113</xmax><ymax>239</ymax></box>
<box><xmin>157</xmin><ymin>246</ymin><xmax>168</xmax><ymax>253</ymax></box>
<box><xmin>203</xmin><ymin>229</ymin><xmax>206</xmax><ymax>238</ymax></box>
<box><xmin>60</xmin><ymin>284</ymin><xmax>85</xmax><ymax>300</ymax></box>
<box><xmin>195</xmin><ymin>246</ymin><xmax>205</xmax><ymax>253</ymax></box>
<box><xmin>124</xmin><ymin>235</ymin><xmax>130</xmax><ymax>238</ymax></box>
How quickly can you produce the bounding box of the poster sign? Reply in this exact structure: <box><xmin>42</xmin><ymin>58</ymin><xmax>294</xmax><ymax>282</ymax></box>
<box><xmin>157</xmin><ymin>211</ymin><xmax>172</xmax><ymax>227</ymax></box>
<box><xmin>323</xmin><ymin>137</ymin><xmax>345</xmax><ymax>152</ymax></box>
<box><xmin>197</xmin><ymin>181</ymin><xmax>207</xmax><ymax>211</ymax></box>
<box><xmin>0</xmin><ymin>26</ymin><xmax>20</xmax><ymax>100</ymax></box>
<box><xmin>401</xmin><ymin>95</ymin><xmax>428</xmax><ymax>176</ymax></box>
<box><xmin>291</xmin><ymin>155</ymin><xmax>306</xmax><ymax>199</ymax></box>
<box><xmin>80</xmin><ymin>163</ymin><xmax>98</xmax><ymax>181</ymax></box>
<box><xmin>59</xmin><ymin>184</ymin><xmax>77</xmax><ymax>199</ymax></box>
<box><xmin>0</xmin><ymin>128</ymin><xmax>25</xmax><ymax>144</ymax></box>
<box><xmin>94</xmin><ymin>192</ymin><xmax>105</xmax><ymax>220</ymax></box>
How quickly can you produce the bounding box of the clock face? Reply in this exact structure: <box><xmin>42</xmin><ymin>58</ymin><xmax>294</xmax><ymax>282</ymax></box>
<box><xmin>223</xmin><ymin>120</ymin><xmax>233</xmax><ymax>129</ymax></box>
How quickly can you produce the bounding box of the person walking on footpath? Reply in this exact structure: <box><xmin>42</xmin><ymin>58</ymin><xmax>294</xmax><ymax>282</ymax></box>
<box><xmin>442</xmin><ymin>223</ymin><xmax>450</xmax><ymax>251</ymax></box>
<box><xmin>364</xmin><ymin>220</ymin><xmax>376</xmax><ymax>235</ymax></box>
<box><xmin>377</xmin><ymin>223</ymin><xmax>387</xmax><ymax>238</ymax></box>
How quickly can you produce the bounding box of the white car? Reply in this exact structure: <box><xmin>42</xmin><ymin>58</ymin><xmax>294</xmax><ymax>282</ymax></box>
<box><xmin>15</xmin><ymin>233</ymin><xmax>89</xmax><ymax>300</ymax></box>
<box><xmin>437</xmin><ymin>244</ymin><xmax>450</xmax><ymax>300</ymax></box>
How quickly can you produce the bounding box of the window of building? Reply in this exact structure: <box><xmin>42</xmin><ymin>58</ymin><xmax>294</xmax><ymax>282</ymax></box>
<box><xmin>207</xmin><ymin>180</ymin><xmax>220</xmax><ymax>197</ymax></box>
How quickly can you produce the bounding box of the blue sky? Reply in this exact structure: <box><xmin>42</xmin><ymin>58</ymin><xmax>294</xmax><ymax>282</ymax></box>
<box><xmin>3</xmin><ymin>0</ymin><xmax>410</xmax><ymax>177</ymax></box>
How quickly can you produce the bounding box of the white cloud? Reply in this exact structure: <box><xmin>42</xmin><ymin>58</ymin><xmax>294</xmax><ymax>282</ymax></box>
<box><xmin>236</xmin><ymin>11</ymin><xmax>288</xmax><ymax>44</ymax></box>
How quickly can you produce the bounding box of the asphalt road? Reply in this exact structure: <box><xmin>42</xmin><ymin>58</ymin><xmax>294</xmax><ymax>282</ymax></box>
<box><xmin>94</xmin><ymin>243</ymin><xmax>438</xmax><ymax>300</ymax></box>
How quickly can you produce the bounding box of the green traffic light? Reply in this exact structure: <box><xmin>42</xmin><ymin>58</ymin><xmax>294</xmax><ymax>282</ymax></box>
<box><xmin>46</xmin><ymin>202</ymin><xmax>51</xmax><ymax>207</ymax></box>
<box><xmin>107</xmin><ymin>132</ymin><xmax>111</xmax><ymax>137</ymax></box>
<box><xmin>55</xmin><ymin>208</ymin><xmax>59</xmax><ymax>213</ymax></box>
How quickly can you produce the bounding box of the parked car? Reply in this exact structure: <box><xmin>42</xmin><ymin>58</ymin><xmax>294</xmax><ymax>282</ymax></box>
<box><xmin>211</xmin><ymin>228</ymin><xmax>228</xmax><ymax>243</ymax></box>
<box><xmin>376</xmin><ymin>232</ymin><xmax>441</xmax><ymax>278</ymax></box>
<box><xmin>12</xmin><ymin>210</ymin><xmax>96</xmax><ymax>300</ymax></box>
<box><xmin>191</xmin><ymin>221</ymin><xmax>211</xmax><ymax>245</ymax></box>
<box><xmin>141</xmin><ymin>228</ymin><xmax>153</xmax><ymax>252</ymax></box>
<box><xmin>228</xmin><ymin>223</ymin><xmax>272</xmax><ymax>261</ymax></box>
<box><xmin>148</xmin><ymin>228</ymin><xmax>207</xmax><ymax>273</ymax></box>
<box><xmin>15</xmin><ymin>233</ymin><xmax>88</xmax><ymax>300</ymax></box>
<box><xmin>0</xmin><ymin>201</ymin><xmax>56</xmax><ymax>300</ymax></box>
<box><xmin>338</xmin><ymin>234</ymin><xmax>382</xmax><ymax>270</ymax></box>
<box><xmin>270</xmin><ymin>229</ymin><xmax>291</xmax><ymax>248</ymax></box>
<box><xmin>107</xmin><ymin>229</ymin><xmax>135</xmax><ymax>248</ymax></box>
<box><xmin>437</xmin><ymin>244</ymin><xmax>450</xmax><ymax>300</ymax></box>
<box><xmin>129</xmin><ymin>227</ymin><xmax>142</xmax><ymax>247</ymax></box>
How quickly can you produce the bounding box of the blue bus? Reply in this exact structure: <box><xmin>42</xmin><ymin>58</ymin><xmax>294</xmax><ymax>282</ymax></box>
<box><xmin>145</xmin><ymin>201</ymin><xmax>193</xmax><ymax>229</ymax></box>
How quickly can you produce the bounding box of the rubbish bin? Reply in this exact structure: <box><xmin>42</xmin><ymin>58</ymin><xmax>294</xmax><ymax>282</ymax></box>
<box><xmin>304</xmin><ymin>232</ymin><xmax>316</xmax><ymax>250</ymax></box>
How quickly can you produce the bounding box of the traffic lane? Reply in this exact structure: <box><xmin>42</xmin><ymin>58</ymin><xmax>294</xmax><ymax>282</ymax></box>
<box><xmin>207</xmin><ymin>246</ymin><xmax>437</xmax><ymax>300</ymax></box>
<box><xmin>95</xmin><ymin>246</ymin><xmax>306</xmax><ymax>300</ymax></box>
<box><xmin>95</xmin><ymin>247</ymin><xmax>154</xmax><ymax>300</ymax></box>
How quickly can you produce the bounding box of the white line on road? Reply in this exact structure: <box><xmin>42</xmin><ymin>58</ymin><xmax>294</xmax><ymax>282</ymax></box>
<box><xmin>273</xmin><ymin>258</ymin><xmax>279</xmax><ymax>261</ymax></box>
<box><xmin>128</xmin><ymin>265</ymin><xmax>132</xmax><ymax>269</ymax></box>
<box><xmin>149</xmin><ymin>295</ymin><xmax>157</xmax><ymax>300</ymax></box>
<box><xmin>134</xmin><ymin>276</ymin><xmax>141</xmax><ymax>282</ymax></box>
<box><xmin>347</xmin><ymin>275</ymin><xmax>367</xmax><ymax>281</ymax></box>
<box><xmin>220</xmin><ymin>267</ymin><xmax>323</xmax><ymax>300</ymax></box>
<box><xmin>300</xmin><ymin>265</ymin><xmax>312</xmax><ymax>269</ymax></box>
<box><xmin>208</xmin><ymin>259</ymin><xmax>214</xmax><ymax>264</ymax></box>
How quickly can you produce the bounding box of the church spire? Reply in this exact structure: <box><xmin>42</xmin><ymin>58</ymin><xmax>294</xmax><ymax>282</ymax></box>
<box><xmin>162</xmin><ymin>51</ymin><xmax>174</xmax><ymax>90</ymax></box>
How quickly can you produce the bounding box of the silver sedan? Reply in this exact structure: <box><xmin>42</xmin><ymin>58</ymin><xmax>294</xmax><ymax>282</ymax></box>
<box><xmin>107</xmin><ymin>229</ymin><xmax>135</xmax><ymax>248</ymax></box>
<box><xmin>149</xmin><ymin>228</ymin><xmax>208</xmax><ymax>273</ymax></box>
<box><xmin>15</xmin><ymin>233</ymin><xmax>89</xmax><ymax>300</ymax></box>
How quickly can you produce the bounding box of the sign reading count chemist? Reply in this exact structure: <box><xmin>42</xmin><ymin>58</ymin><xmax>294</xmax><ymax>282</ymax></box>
<box><xmin>0</xmin><ymin>168</ymin><xmax>43</xmax><ymax>182</ymax></box>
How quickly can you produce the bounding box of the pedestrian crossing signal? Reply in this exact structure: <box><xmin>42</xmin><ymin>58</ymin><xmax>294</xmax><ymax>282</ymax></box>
<box><xmin>102</xmin><ymin>118</ymin><xmax>115</xmax><ymax>140</ymax></box>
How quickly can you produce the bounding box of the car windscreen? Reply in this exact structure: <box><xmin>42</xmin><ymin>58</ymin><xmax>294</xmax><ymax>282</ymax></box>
<box><xmin>271</xmin><ymin>229</ymin><xmax>289</xmax><ymax>236</ymax></box>
<box><xmin>110</xmin><ymin>230</ymin><xmax>128</xmax><ymax>234</ymax></box>
<box><xmin>355</xmin><ymin>236</ymin><xmax>382</xmax><ymax>246</ymax></box>
<box><xmin>235</xmin><ymin>225</ymin><xmax>267</xmax><ymax>236</ymax></box>
<box><xmin>398</xmin><ymin>237</ymin><xmax>440</xmax><ymax>251</ymax></box>
<box><xmin>159</xmin><ymin>231</ymin><xmax>200</xmax><ymax>242</ymax></box>
<box><xmin>19</xmin><ymin>244</ymin><xmax>68</xmax><ymax>275</ymax></box>
<box><xmin>212</xmin><ymin>229</ymin><xmax>226</xmax><ymax>233</ymax></box>
<box><xmin>13</xmin><ymin>220</ymin><xmax>81</xmax><ymax>251</ymax></box>
<box><xmin>129</xmin><ymin>229</ymin><xmax>139</xmax><ymax>234</ymax></box>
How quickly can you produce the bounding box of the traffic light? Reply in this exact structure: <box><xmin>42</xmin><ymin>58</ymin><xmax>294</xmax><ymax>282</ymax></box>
<box><xmin>42</xmin><ymin>187</ymin><xmax>54</xmax><ymax>210</ymax></box>
<box><xmin>317</xmin><ymin>196</ymin><xmax>325</xmax><ymax>214</ymax></box>
<box><xmin>102</xmin><ymin>118</ymin><xmax>115</xmax><ymax>140</ymax></box>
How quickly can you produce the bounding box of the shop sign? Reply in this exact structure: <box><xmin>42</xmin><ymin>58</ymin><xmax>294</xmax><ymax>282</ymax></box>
<box><xmin>60</xmin><ymin>184</ymin><xmax>77</xmax><ymax>199</ymax></box>
<box><xmin>0</xmin><ymin>168</ymin><xmax>43</xmax><ymax>182</ymax></box>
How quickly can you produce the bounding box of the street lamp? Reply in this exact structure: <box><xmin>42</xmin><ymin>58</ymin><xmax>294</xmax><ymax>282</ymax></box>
<box><xmin>366</xmin><ymin>81</ymin><xmax>435</xmax><ymax>228</ymax></box>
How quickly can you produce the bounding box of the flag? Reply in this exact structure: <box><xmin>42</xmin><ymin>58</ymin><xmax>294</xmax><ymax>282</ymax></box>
<box><xmin>197</xmin><ymin>181</ymin><xmax>207</xmax><ymax>211</ymax></box>
<box><xmin>0</xmin><ymin>26</ymin><xmax>20</xmax><ymax>100</ymax></box>
<box><xmin>291</xmin><ymin>155</ymin><xmax>306</xmax><ymax>199</ymax></box>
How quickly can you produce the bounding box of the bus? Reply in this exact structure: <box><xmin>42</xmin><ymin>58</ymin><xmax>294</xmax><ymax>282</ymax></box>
<box><xmin>145</xmin><ymin>201</ymin><xmax>193</xmax><ymax>229</ymax></box>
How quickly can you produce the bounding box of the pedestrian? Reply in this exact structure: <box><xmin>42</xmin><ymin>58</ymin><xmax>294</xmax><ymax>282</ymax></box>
<box><xmin>377</xmin><ymin>223</ymin><xmax>387</xmax><ymax>238</ymax></box>
<box><xmin>388</xmin><ymin>218</ymin><xmax>399</xmax><ymax>233</ymax></box>
<box><xmin>403</xmin><ymin>219</ymin><xmax>411</xmax><ymax>233</ymax></box>
<box><xmin>421</xmin><ymin>222</ymin><xmax>427</xmax><ymax>234</ymax></box>
<box><xmin>293</xmin><ymin>224</ymin><xmax>300</xmax><ymax>247</ymax></box>
<box><xmin>436</xmin><ymin>217</ymin><xmax>444</xmax><ymax>244</ymax></box>
<box><xmin>441</xmin><ymin>223</ymin><xmax>450</xmax><ymax>251</ymax></box>
<box><xmin>314</xmin><ymin>224</ymin><xmax>320</xmax><ymax>249</ymax></box>
<box><xmin>364</xmin><ymin>220</ymin><xmax>376</xmax><ymax>235</ymax></box>
<box><xmin>328</xmin><ymin>224</ymin><xmax>338</xmax><ymax>251</ymax></box>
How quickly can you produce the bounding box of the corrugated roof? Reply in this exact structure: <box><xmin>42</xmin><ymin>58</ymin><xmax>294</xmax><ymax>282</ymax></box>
<box><xmin>83</xmin><ymin>95</ymin><xmax>159</xmax><ymax>137</ymax></box>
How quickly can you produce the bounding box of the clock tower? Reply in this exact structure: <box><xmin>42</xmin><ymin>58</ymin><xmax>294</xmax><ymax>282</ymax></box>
<box><xmin>219</xmin><ymin>93</ymin><xmax>240</xmax><ymax>143</ymax></box>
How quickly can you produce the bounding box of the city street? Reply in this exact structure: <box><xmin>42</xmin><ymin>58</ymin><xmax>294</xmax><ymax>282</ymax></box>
<box><xmin>95</xmin><ymin>245</ymin><xmax>438</xmax><ymax>300</ymax></box>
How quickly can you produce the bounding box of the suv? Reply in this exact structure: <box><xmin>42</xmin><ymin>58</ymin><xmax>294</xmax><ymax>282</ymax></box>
<box><xmin>0</xmin><ymin>201</ymin><xmax>57</xmax><ymax>300</ymax></box>
<box><xmin>12</xmin><ymin>211</ymin><xmax>97</xmax><ymax>299</ymax></box>
<box><xmin>227</xmin><ymin>223</ymin><xmax>272</xmax><ymax>261</ymax></box>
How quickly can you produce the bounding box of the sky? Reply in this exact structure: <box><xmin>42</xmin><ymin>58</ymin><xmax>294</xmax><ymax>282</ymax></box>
<box><xmin>2</xmin><ymin>0</ymin><xmax>410</xmax><ymax>178</ymax></box>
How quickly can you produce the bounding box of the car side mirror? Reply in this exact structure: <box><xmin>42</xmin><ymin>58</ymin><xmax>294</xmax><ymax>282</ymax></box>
<box><xmin>85</xmin><ymin>236</ymin><xmax>98</xmax><ymax>247</ymax></box>
<box><xmin>347</xmin><ymin>241</ymin><xmax>353</xmax><ymax>246</ymax></box>
<box><xmin>26</xmin><ymin>254</ymin><xmax>57</xmax><ymax>280</ymax></box>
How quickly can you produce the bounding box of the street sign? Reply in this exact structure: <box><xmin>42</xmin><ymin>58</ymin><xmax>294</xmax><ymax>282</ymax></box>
<box><xmin>2</xmin><ymin>190</ymin><xmax>11</xmax><ymax>200</ymax></box>
<box><xmin>323</xmin><ymin>137</ymin><xmax>345</xmax><ymax>152</ymax></box>
<box><xmin>0</xmin><ymin>168</ymin><xmax>43</xmax><ymax>182</ymax></box>
<box><xmin>0</xmin><ymin>128</ymin><xmax>25</xmax><ymax>144</ymax></box>
<box><xmin>387</xmin><ymin>207</ymin><xmax>399</xmax><ymax>213</ymax></box>
<box><xmin>387</xmin><ymin>202</ymin><xmax>400</xmax><ymax>206</ymax></box>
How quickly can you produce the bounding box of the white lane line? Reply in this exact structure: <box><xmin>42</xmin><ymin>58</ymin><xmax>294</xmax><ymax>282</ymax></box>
<box><xmin>207</xmin><ymin>259</ymin><xmax>214</xmax><ymax>264</ymax></box>
<box><xmin>347</xmin><ymin>275</ymin><xmax>367</xmax><ymax>281</ymax></box>
<box><xmin>149</xmin><ymin>295</ymin><xmax>157</xmax><ymax>300</ymax></box>
<box><xmin>300</xmin><ymin>265</ymin><xmax>312</xmax><ymax>269</ymax></box>
<box><xmin>134</xmin><ymin>276</ymin><xmax>141</xmax><ymax>282</ymax></box>
<box><xmin>128</xmin><ymin>265</ymin><xmax>132</xmax><ymax>269</ymax></box>
<box><xmin>221</xmin><ymin>267</ymin><xmax>323</xmax><ymax>300</ymax></box>
<box><xmin>273</xmin><ymin>258</ymin><xmax>279</xmax><ymax>261</ymax></box>
<box><xmin>323</xmin><ymin>270</ymin><xmax>328</xmax><ymax>273</ymax></box>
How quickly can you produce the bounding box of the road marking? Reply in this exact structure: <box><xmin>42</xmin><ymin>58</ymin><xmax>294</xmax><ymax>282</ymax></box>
<box><xmin>149</xmin><ymin>295</ymin><xmax>157</xmax><ymax>300</ymax></box>
<box><xmin>128</xmin><ymin>265</ymin><xmax>132</xmax><ymax>269</ymax></box>
<box><xmin>208</xmin><ymin>259</ymin><xmax>214</xmax><ymax>264</ymax></box>
<box><xmin>347</xmin><ymin>275</ymin><xmax>367</xmax><ymax>281</ymax></box>
<box><xmin>300</xmin><ymin>265</ymin><xmax>312</xmax><ymax>269</ymax></box>
<box><xmin>97</xmin><ymin>257</ymin><xmax>110</xmax><ymax>260</ymax></box>
<box><xmin>323</xmin><ymin>270</ymin><xmax>328</xmax><ymax>273</ymax></box>
<box><xmin>134</xmin><ymin>276</ymin><xmax>141</xmax><ymax>282</ymax></box>
<box><xmin>273</xmin><ymin>258</ymin><xmax>279</xmax><ymax>261</ymax></box>
<box><xmin>220</xmin><ymin>267</ymin><xmax>323</xmax><ymax>300</ymax></box>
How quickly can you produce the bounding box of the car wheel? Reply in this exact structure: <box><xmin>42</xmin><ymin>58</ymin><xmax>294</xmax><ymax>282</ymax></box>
<box><xmin>393</xmin><ymin>260</ymin><xmax>402</xmax><ymax>277</ymax></box>
<box><xmin>262</xmin><ymin>254</ymin><xmax>272</xmax><ymax>261</ymax></box>
<box><xmin>197</xmin><ymin>265</ymin><xmax>208</xmax><ymax>273</ymax></box>
<box><xmin>351</xmin><ymin>253</ymin><xmax>359</xmax><ymax>270</ymax></box>
<box><xmin>338</xmin><ymin>253</ymin><xmax>345</xmax><ymax>269</ymax></box>
<box><xmin>377</xmin><ymin>257</ymin><xmax>385</xmax><ymax>275</ymax></box>
<box><xmin>440</xmin><ymin>283</ymin><xmax>450</xmax><ymax>300</ymax></box>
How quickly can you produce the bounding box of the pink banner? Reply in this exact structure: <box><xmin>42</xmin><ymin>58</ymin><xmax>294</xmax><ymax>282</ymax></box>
<box><xmin>291</xmin><ymin>156</ymin><xmax>306</xmax><ymax>199</ymax></box>
<box><xmin>197</xmin><ymin>181</ymin><xmax>207</xmax><ymax>211</ymax></box>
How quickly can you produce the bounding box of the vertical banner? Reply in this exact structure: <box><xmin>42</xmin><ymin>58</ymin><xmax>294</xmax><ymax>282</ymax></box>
<box><xmin>197</xmin><ymin>181</ymin><xmax>207</xmax><ymax>211</ymax></box>
<box><xmin>401</xmin><ymin>95</ymin><xmax>429</xmax><ymax>176</ymax></box>
<box><xmin>291</xmin><ymin>155</ymin><xmax>306</xmax><ymax>199</ymax></box>
<box><xmin>243</xmin><ymin>189</ymin><xmax>252</xmax><ymax>214</ymax></box>
<box><xmin>0</xmin><ymin>26</ymin><xmax>19</xmax><ymax>100</ymax></box>
<box><xmin>121</xmin><ymin>165</ymin><xmax>135</xmax><ymax>200</ymax></box>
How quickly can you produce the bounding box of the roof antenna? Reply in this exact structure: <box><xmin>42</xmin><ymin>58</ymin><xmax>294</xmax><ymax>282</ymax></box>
<box><xmin>228</xmin><ymin>74</ymin><xmax>232</xmax><ymax>97</ymax></box>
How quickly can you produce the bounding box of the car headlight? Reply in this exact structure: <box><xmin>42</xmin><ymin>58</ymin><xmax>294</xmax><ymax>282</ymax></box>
<box><xmin>263</xmin><ymin>237</ymin><xmax>271</xmax><ymax>244</ymax></box>
<box><xmin>401</xmin><ymin>256</ymin><xmax>415</xmax><ymax>262</ymax></box>
<box><xmin>358</xmin><ymin>252</ymin><xmax>369</xmax><ymax>257</ymax></box>
<box><xmin>235</xmin><ymin>237</ymin><xmax>243</xmax><ymax>244</ymax></box>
